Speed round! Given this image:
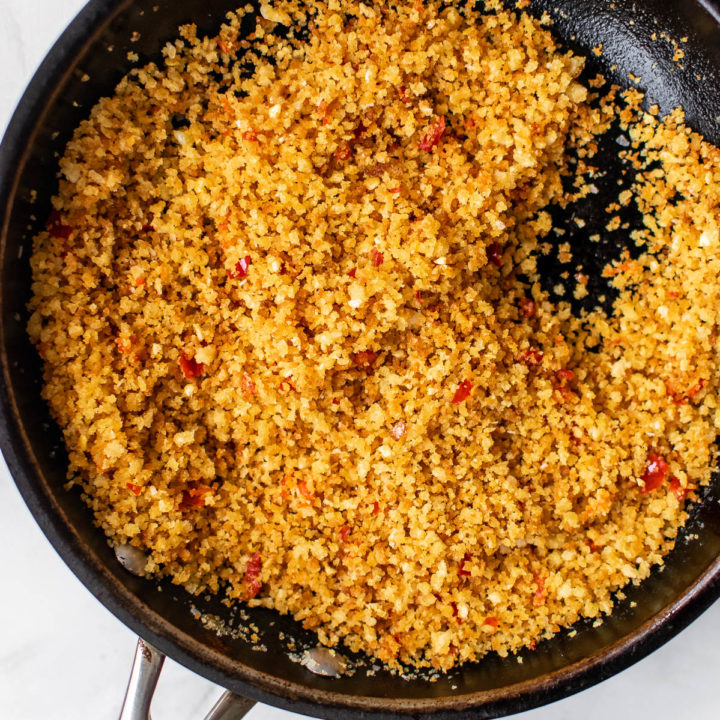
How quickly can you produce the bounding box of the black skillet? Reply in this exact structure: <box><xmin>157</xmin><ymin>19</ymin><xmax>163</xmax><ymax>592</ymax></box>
<box><xmin>2</xmin><ymin>1</ymin><xmax>720</xmax><ymax>718</ymax></box>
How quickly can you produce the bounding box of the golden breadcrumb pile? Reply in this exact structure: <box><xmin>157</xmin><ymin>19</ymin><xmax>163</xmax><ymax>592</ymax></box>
<box><xmin>28</xmin><ymin>0</ymin><xmax>720</xmax><ymax>670</ymax></box>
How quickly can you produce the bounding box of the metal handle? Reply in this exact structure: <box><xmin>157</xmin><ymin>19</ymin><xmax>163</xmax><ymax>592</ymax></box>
<box><xmin>118</xmin><ymin>637</ymin><xmax>257</xmax><ymax>720</ymax></box>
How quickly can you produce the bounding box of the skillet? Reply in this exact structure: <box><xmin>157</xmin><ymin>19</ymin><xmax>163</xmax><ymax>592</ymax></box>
<box><xmin>2</xmin><ymin>1</ymin><xmax>720</xmax><ymax>718</ymax></box>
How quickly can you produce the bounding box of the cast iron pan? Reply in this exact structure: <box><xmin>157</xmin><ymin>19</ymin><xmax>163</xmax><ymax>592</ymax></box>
<box><xmin>2</xmin><ymin>1</ymin><xmax>720</xmax><ymax>718</ymax></box>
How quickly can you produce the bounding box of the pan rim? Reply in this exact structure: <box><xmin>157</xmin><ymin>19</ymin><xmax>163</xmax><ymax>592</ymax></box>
<box><xmin>2</xmin><ymin>0</ymin><xmax>720</xmax><ymax>717</ymax></box>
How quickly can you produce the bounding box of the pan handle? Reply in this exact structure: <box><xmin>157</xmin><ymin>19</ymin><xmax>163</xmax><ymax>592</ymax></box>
<box><xmin>118</xmin><ymin>637</ymin><xmax>257</xmax><ymax>720</ymax></box>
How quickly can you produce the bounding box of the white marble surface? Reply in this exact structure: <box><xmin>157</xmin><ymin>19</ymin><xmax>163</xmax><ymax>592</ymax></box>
<box><xmin>1</xmin><ymin>2</ymin><xmax>719</xmax><ymax>718</ymax></box>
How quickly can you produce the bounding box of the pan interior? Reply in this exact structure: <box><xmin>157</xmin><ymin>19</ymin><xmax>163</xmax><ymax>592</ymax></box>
<box><xmin>3</xmin><ymin>0</ymin><xmax>720</xmax><ymax>710</ymax></box>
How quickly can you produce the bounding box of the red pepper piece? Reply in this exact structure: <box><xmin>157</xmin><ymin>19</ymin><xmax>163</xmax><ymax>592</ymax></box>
<box><xmin>228</xmin><ymin>255</ymin><xmax>252</xmax><ymax>279</ymax></box>
<box><xmin>179</xmin><ymin>353</ymin><xmax>204</xmax><ymax>379</ymax></box>
<box><xmin>347</xmin><ymin>268</ymin><xmax>357</xmax><ymax>278</ymax></box>
<box><xmin>245</xmin><ymin>553</ymin><xmax>262</xmax><ymax>598</ymax></box>
<box><xmin>242</xmin><ymin>129</ymin><xmax>260</xmax><ymax>142</ymax></box>
<box><xmin>352</xmin><ymin>350</ymin><xmax>378</xmax><ymax>368</ymax></box>
<box><xmin>415</xmin><ymin>290</ymin><xmax>423</xmax><ymax>304</ymax></box>
<box><xmin>47</xmin><ymin>210</ymin><xmax>73</xmax><ymax>239</ymax></box>
<box><xmin>370</xmin><ymin>248</ymin><xmax>384</xmax><ymax>267</ymax></box>
<box><xmin>641</xmin><ymin>452</ymin><xmax>669</xmax><ymax>493</ymax></box>
<box><xmin>458</xmin><ymin>553</ymin><xmax>472</xmax><ymax>578</ymax></box>
<box><xmin>279</xmin><ymin>378</ymin><xmax>296</xmax><ymax>392</ymax></box>
<box><xmin>297</xmin><ymin>480</ymin><xmax>314</xmax><ymax>503</ymax></box>
<box><xmin>519</xmin><ymin>297</ymin><xmax>536</xmax><ymax>318</ymax></box>
<box><xmin>397</xmin><ymin>86</ymin><xmax>412</xmax><ymax>104</ymax></box>
<box><xmin>126</xmin><ymin>482</ymin><xmax>142</xmax><ymax>496</ymax></box>
<box><xmin>339</xmin><ymin>525</ymin><xmax>351</xmax><ymax>542</ymax></box>
<box><xmin>487</xmin><ymin>243</ymin><xmax>502</xmax><ymax>268</ymax></box>
<box><xmin>419</xmin><ymin>116</ymin><xmax>446</xmax><ymax>151</ymax></box>
<box><xmin>372</xmin><ymin>501</ymin><xmax>380</xmax><ymax>515</ymax></box>
<box><xmin>452</xmin><ymin>380</ymin><xmax>473</xmax><ymax>404</ymax></box>
<box><xmin>334</xmin><ymin>144</ymin><xmax>351</xmax><ymax>161</ymax></box>
<box><xmin>450</xmin><ymin>602</ymin><xmax>464</xmax><ymax>624</ymax></box>
<box><xmin>141</xmin><ymin>223</ymin><xmax>155</xmax><ymax>233</ymax></box>
<box><xmin>519</xmin><ymin>348</ymin><xmax>544</xmax><ymax>366</ymax></box>
<box><xmin>241</xmin><ymin>372</ymin><xmax>256</xmax><ymax>399</ymax></box>
<box><xmin>389</xmin><ymin>186</ymin><xmax>402</xmax><ymax>194</ymax></box>
<box><xmin>556</xmin><ymin>369</ymin><xmax>575</xmax><ymax>382</ymax></box>
<box><xmin>669</xmin><ymin>476</ymin><xmax>690</xmax><ymax>502</ymax></box>
<box><xmin>179</xmin><ymin>484</ymin><xmax>212</xmax><ymax>509</ymax></box>
<box><xmin>483</xmin><ymin>616</ymin><xmax>499</xmax><ymax>629</ymax></box>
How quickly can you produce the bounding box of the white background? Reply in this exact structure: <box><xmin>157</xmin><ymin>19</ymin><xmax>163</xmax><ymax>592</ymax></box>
<box><xmin>1</xmin><ymin>2</ymin><xmax>719</xmax><ymax>719</ymax></box>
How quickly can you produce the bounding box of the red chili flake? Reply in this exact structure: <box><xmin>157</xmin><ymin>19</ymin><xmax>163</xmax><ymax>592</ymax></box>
<box><xmin>555</xmin><ymin>369</ymin><xmax>575</xmax><ymax>382</ymax></box>
<box><xmin>347</xmin><ymin>268</ymin><xmax>357</xmax><ymax>278</ymax></box>
<box><xmin>228</xmin><ymin>255</ymin><xmax>252</xmax><ymax>279</ymax></box>
<box><xmin>533</xmin><ymin>573</ymin><xmax>547</xmax><ymax>607</ymax></box>
<box><xmin>297</xmin><ymin>480</ymin><xmax>314</xmax><ymax>503</ymax></box>
<box><xmin>397</xmin><ymin>86</ymin><xmax>412</xmax><ymax>104</ymax></box>
<box><xmin>530</xmin><ymin>122</ymin><xmax>540</xmax><ymax>135</ymax></box>
<box><xmin>589</xmin><ymin>540</ymin><xmax>602</xmax><ymax>552</ymax></box>
<box><xmin>218</xmin><ymin>39</ymin><xmax>233</xmax><ymax>54</ymax></box>
<box><xmin>47</xmin><ymin>209</ymin><xmax>73</xmax><ymax>239</ymax></box>
<box><xmin>452</xmin><ymin>380</ymin><xmax>473</xmax><ymax>404</ymax></box>
<box><xmin>179</xmin><ymin>353</ymin><xmax>204</xmax><ymax>379</ymax></box>
<box><xmin>391</xmin><ymin>421</ymin><xmax>406</xmax><ymax>439</ymax></box>
<box><xmin>487</xmin><ymin>243</ymin><xmax>502</xmax><ymax>268</ymax></box>
<box><xmin>419</xmin><ymin>115</ymin><xmax>446</xmax><ymax>151</ymax></box>
<box><xmin>641</xmin><ymin>451</ymin><xmax>669</xmax><ymax>493</ymax></box>
<box><xmin>339</xmin><ymin>525</ymin><xmax>351</xmax><ymax>542</ymax></box>
<box><xmin>389</xmin><ymin>186</ymin><xmax>402</xmax><ymax>194</ymax></box>
<box><xmin>669</xmin><ymin>476</ymin><xmax>690</xmax><ymax>502</ymax></box>
<box><xmin>483</xmin><ymin>616</ymin><xmax>499</xmax><ymax>629</ymax></box>
<box><xmin>245</xmin><ymin>553</ymin><xmax>262</xmax><ymax>598</ymax></box>
<box><xmin>415</xmin><ymin>290</ymin><xmax>423</xmax><ymax>304</ymax></box>
<box><xmin>334</xmin><ymin>145</ymin><xmax>352</xmax><ymax>161</ymax></box>
<box><xmin>519</xmin><ymin>348</ymin><xmax>544</xmax><ymax>366</ymax></box>
<box><xmin>115</xmin><ymin>336</ymin><xmax>136</xmax><ymax>355</ymax></box>
<box><xmin>126</xmin><ymin>482</ymin><xmax>142</xmax><ymax>496</ymax></box>
<box><xmin>555</xmin><ymin>384</ymin><xmax>575</xmax><ymax>403</ymax></box>
<box><xmin>372</xmin><ymin>501</ymin><xmax>380</xmax><ymax>515</ymax></box>
<box><xmin>528</xmin><ymin>639</ymin><xmax>538</xmax><ymax>651</ymax></box>
<box><xmin>134</xmin><ymin>275</ymin><xmax>146</xmax><ymax>288</ymax></box>
<box><xmin>317</xmin><ymin>100</ymin><xmax>333</xmax><ymax>125</ymax></box>
<box><xmin>141</xmin><ymin>223</ymin><xmax>155</xmax><ymax>233</ymax></box>
<box><xmin>450</xmin><ymin>602</ymin><xmax>464</xmax><ymax>624</ymax></box>
<box><xmin>458</xmin><ymin>553</ymin><xmax>472</xmax><ymax>578</ymax></box>
<box><xmin>370</xmin><ymin>248</ymin><xmax>384</xmax><ymax>267</ymax></box>
<box><xmin>279</xmin><ymin>378</ymin><xmax>297</xmax><ymax>392</ymax></box>
<box><xmin>686</xmin><ymin>378</ymin><xmax>706</xmax><ymax>400</ymax></box>
<box><xmin>242</xmin><ymin>129</ymin><xmax>260</xmax><ymax>142</ymax></box>
<box><xmin>240</xmin><ymin>372</ymin><xmax>256</xmax><ymax>399</ymax></box>
<box><xmin>352</xmin><ymin>350</ymin><xmax>378</xmax><ymax>368</ymax></box>
<box><xmin>519</xmin><ymin>297</ymin><xmax>536</xmax><ymax>318</ymax></box>
<box><xmin>179</xmin><ymin>484</ymin><xmax>212</xmax><ymax>509</ymax></box>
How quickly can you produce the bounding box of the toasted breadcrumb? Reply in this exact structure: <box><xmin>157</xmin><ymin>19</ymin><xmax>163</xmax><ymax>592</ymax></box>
<box><xmin>28</xmin><ymin>0</ymin><xmax>720</xmax><ymax>671</ymax></box>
